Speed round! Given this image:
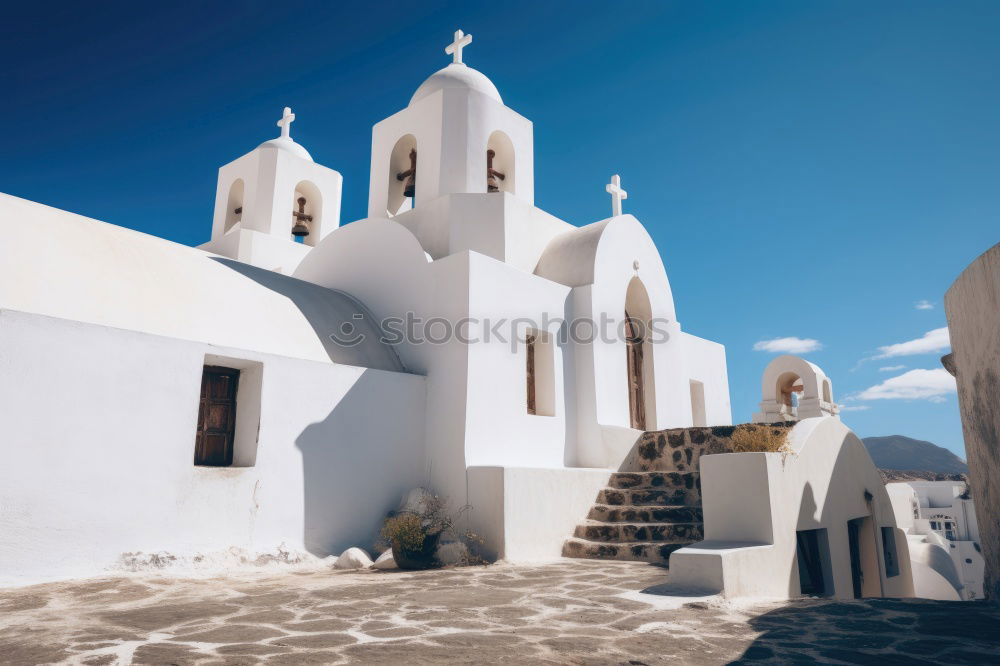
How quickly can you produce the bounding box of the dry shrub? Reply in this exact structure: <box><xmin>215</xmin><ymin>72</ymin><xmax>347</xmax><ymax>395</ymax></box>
<box><xmin>730</xmin><ymin>424</ymin><xmax>790</xmax><ymax>454</ymax></box>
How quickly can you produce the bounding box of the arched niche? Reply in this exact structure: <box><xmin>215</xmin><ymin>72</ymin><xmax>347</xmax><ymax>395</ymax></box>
<box><xmin>224</xmin><ymin>179</ymin><xmax>245</xmax><ymax>233</ymax></box>
<box><xmin>291</xmin><ymin>180</ymin><xmax>323</xmax><ymax>247</ymax></box>
<box><xmin>387</xmin><ymin>134</ymin><xmax>417</xmax><ymax>217</ymax></box>
<box><xmin>625</xmin><ymin>276</ymin><xmax>657</xmax><ymax>430</ymax></box>
<box><xmin>486</xmin><ymin>130</ymin><xmax>515</xmax><ymax>194</ymax></box>
<box><xmin>775</xmin><ymin>371</ymin><xmax>805</xmax><ymax>413</ymax></box>
<box><xmin>822</xmin><ymin>379</ymin><xmax>833</xmax><ymax>404</ymax></box>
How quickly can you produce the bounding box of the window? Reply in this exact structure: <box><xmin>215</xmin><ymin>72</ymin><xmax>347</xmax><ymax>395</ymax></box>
<box><xmin>881</xmin><ymin>527</ymin><xmax>900</xmax><ymax>578</ymax></box>
<box><xmin>194</xmin><ymin>356</ymin><xmax>263</xmax><ymax>468</ymax></box>
<box><xmin>525</xmin><ymin>330</ymin><xmax>555</xmax><ymax>416</ymax></box>
<box><xmin>689</xmin><ymin>380</ymin><xmax>706</xmax><ymax>427</ymax></box>
<box><xmin>195</xmin><ymin>366</ymin><xmax>240</xmax><ymax>466</ymax></box>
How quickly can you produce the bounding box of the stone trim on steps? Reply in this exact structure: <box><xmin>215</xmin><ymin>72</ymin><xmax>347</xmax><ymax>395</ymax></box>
<box><xmin>562</xmin><ymin>425</ymin><xmax>762</xmax><ymax>566</ymax></box>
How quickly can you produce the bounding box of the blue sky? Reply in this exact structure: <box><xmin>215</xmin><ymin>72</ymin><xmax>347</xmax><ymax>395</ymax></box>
<box><xmin>3</xmin><ymin>1</ymin><xmax>997</xmax><ymax>458</ymax></box>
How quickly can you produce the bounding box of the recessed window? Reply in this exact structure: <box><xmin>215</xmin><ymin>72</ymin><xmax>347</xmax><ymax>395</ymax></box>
<box><xmin>881</xmin><ymin>527</ymin><xmax>900</xmax><ymax>578</ymax></box>
<box><xmin>689</xmin><ymin>380</ymin><xmax>706</xmax><ymax>427</ymax></box>
<box><xmin>194</xmin><ymin>356</ymin><xmax>263</xmax><ymax>468</ymax></box>
<box><xmin>526</xmin><ymin>330</ymin><xmax>555</xmax><ymax>416</ymax></box>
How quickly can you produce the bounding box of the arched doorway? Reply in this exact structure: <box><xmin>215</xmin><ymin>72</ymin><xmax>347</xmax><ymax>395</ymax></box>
<box><xmin>625</xmin><ymin>277</ymin><xmax>656</xmax><ymax>430</ymax></box>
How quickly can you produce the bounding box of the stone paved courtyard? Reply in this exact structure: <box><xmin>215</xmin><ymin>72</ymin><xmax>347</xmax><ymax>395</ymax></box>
<box><xmin>1</xmin><ymin>560</ymin><xmax>998</xmax><ymax>665</ymax></box>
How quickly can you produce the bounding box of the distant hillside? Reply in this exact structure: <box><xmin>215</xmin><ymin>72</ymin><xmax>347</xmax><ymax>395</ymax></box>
<box><xmin>862</xmin><ymin>435</ymin><xmax>968</xmax><ymax>475</ymax></box>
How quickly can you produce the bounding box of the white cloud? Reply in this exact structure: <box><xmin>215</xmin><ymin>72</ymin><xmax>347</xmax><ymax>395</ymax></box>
<box><xmin>840</xmin><ymin>405</ymin><xmax>871</xmax><ymax>412</ymax></box>
<box><xmin>873</xmin><ymin>327</ymin><xmax>950</xmax><ymax>359</ymax></box>
<box><xmin>753</xmin><ymin>337</ymin><xmax>823</xmax><ymax>354</ymax></box>
<box><xmin>915</xmin><ymin>300</ymin><xmax>934</xmax><ymax>310</ymax></box>
<box><xmin>855</xmin><ymin>368</ymin><xmax>956</xmax><ymax>402</ymax></box>
<box><xmin>878</xmin><ymin>365</ymin><xmax>906</xmax><ymax>372</ymax></box>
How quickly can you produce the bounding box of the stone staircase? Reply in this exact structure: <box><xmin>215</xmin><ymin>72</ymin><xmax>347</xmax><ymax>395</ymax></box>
<box><xmin>562</xmin><ymin>426</ymin><xmax>741</xmax><ymax>566</ymax></box>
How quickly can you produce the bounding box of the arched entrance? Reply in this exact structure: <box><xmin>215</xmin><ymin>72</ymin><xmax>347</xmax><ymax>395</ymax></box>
<box><xmin>625</xmin><ymin>277</ymin><xmax>656</xmax><ymax>430</ymax></box>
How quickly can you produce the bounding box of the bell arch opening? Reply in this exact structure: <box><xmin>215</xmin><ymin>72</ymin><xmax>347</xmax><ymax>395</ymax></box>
<box><xmin>625</xmin><ymin>276</ymin><xmax>657</xmax><ymax>430</ymax></box>
<box><xmin>486</xmin><ymin>131</ymin><xmax>515</xmax><ymax>194</ymax></box>
<box><xmin>291</xmin><ymin>180</ymin><xmax>322</xmax><ymax>247</ymax></box>
<box><xmin>388</xmin><ymin>134</ymin><xmax>417</xmax><ymax>217</ymax></box>
<box><xmin>775</xmin><ymin>371</ymin><xmax>804</xmax><ymax>418</ymax></box>
<box><xmin>224</xmin><ymin>179</ymin><xmax>245</xmax><ymax>233</ymax></box>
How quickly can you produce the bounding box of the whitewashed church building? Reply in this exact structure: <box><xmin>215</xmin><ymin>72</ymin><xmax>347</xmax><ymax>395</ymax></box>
<box><xmin>0</xmin><ymin>32</ymin><xmax>935</xmax><ymax>601</ymax></box>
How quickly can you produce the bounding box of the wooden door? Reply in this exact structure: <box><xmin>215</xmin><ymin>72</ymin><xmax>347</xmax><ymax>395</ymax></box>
<box><xmin>195</xmin><ymin>366</ymin><xmax>239</xmax><ymax>466</ymax></box>
<box><xmin>848</xmin><ymin>519</ymin><xmax>864</xmax><ymax>599</ymax></box>
<box><xmin>625</xmin><ymin>312</ymin><xmax>646</xmax><ymax>430</ymax></box>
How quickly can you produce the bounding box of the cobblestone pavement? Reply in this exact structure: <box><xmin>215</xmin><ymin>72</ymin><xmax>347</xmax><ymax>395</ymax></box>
<box><xmin>1</xmin><ymin>560</ymin><xmax>998</xmax><ymax>665</ymax></box>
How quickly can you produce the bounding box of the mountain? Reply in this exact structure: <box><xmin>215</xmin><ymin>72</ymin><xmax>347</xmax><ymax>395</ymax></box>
<box><xmin>862</xmin><ymin>435</ymin><xmax>968</xmax><ymax>475</ymax></box>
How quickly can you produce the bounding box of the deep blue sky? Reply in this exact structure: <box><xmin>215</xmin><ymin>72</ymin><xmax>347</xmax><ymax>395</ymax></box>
<box><xmin>4</xmin><ymin>1</ymin><xmax>998</xmax><ymax>458</ymax></box>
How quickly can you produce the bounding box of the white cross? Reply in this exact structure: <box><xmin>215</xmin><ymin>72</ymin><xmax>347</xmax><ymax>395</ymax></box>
<box><xmin>606</xmin><ymin>174</ymin><xmax>628</xmax><ymax>217</ymax></box>
<box><xmin>277</xmin><ymin>106</ymin><xmax>295</xmax><ymax>139</ymax></box>
<box><xmin>445</xmin><ymin>29</ymin><xmax>473</xmax><ymax>65</ymax></box>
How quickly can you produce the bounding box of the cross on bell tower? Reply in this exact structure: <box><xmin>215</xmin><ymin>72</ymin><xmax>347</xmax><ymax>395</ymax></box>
<box><xmin>277</xmin><ymin>106</ymin><xmax>296</xmax><ymax>139</ymax></box>
<box><xmin>606</xmin><ymin>174</ymin><xmax>628</xmax><ymax>217</ymax></box>
<box><xmin>445</xmin><ymin>29</ymin><xmax>473</xmax><ymax>65</ymax></box>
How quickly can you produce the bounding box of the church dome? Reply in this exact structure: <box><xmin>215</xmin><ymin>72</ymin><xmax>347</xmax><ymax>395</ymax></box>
<box><xmin>258</xmin><ymin>136</ymin><xmax>313</xmax><ymax>162</ymax></box>
<box><xmin>410</xmin><ymin>64</ymin><xmax>503</xmax><ymax>106</ymax></box>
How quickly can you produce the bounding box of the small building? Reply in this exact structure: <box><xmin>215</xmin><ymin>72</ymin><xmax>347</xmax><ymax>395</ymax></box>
<box><xmin>888</xmin><ymin>480</ymin><xmax>985</xmax><ymax>600</ymax></box>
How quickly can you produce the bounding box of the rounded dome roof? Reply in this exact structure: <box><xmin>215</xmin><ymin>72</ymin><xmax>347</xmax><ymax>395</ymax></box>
<box><xmin>410</xmin><ymin>64</ymin><xmax>502</xmax><ymax>106</ymax></box>
<box><xmin>258</xmin><ymin>137</ymin><xmax>313</xmax><ymax>162</ymax></box>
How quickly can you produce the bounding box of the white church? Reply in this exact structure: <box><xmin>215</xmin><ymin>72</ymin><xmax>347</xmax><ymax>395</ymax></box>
<box><xmin>0</xmin><ymin>31</ymin><xmax>942</xmax><ymax>601</ymax></box>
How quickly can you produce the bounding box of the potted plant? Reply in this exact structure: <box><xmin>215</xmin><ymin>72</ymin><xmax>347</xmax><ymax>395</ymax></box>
<box><xmin>378</xmin><ymin>493</ymin><xmax>481</xmax><ymax>570</ymax></box>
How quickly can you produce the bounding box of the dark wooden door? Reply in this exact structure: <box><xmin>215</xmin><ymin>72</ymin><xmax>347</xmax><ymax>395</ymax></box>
<box><xmin>625</xmin><ymin>312</ymin><xmax>646</xmax><ymax>430</ymax></box>
<box><xmin>195</xmin><ymin>366</ymin><xmax>239</xmax><ymax>466</ymax></box>
<box><xmin>847</xmin><ymin>520</ymin><xmax>864</xmax><ymax>599</ymax></box>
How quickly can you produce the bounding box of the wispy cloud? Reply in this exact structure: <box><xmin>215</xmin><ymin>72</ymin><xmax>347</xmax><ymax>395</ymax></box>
<box><xmin>753</xmin><ymin>337</ymin><xmax>823</xmax><ymax>354</ymax></box>
<box><xmin>915</xmin><ymin>300</ymin><xmax>934</xmax><ymax>310</ymax></box>
<box><xmin>873</xmin><ymin>327</ymin><xmax>950</xmax><ymax>359</ymax></box>
<box><xmin>840</xmin><ymin>404</ymin><xmax>871</xmax><ymax>412</ymax></box>
<box><xmin>855</xmin><ymin>368</ymin><xmax>956</xmax><ymax>403</ymax></box>
<box><xmin>878</xmin><ymin>365</ymin><xmax>906</xmax><ymax>372</ymax></box>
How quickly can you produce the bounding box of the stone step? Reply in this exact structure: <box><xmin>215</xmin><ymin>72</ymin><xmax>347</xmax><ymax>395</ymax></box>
<box><xmin>608</xmin><ymin>471</ymin><xmax>700</xmax><ymax>491</ymax></box>
<box><xmin>562</xmin><ymin>537</ymin><xmax>687</xmax><ymax>565</ymax></box>
<box><xmin>596</xmin><ymin>487</ymin><xmax>700</xmax><ymax>507</ymax></box>
<box><xmin>587</xmin><ymin>504</ymin><xmax>703</xmax><ymax>523</ymax></box>
<box><xmin>573</xmin><ymin>521</ymin><xmax>703</xmax><ymax>543</ymax></box>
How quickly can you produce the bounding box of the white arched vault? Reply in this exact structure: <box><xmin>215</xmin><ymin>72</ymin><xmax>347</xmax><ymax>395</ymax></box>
<box><xmin>753</xmin><ymin>355</ymin><xmax>840</xmax><ymax>423</ymax></box>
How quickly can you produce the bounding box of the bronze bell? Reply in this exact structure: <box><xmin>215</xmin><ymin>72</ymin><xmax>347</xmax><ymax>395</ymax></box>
<box><xmin>291</xmin><ymin>196</ymin><xmax>313</xmax><ymax>237</ymax></box>
<box><xmin>486</xmin><ymin>149</ymin><xmax>505</xmax><ymax>193</ymax></box>
<box><xmin>396</xmin><ymin>148</ymin><xmax>417</xmax><ymax>199</ymax></box>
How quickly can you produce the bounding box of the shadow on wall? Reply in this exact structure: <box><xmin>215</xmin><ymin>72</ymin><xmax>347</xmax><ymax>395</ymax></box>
<box><xmin>729</xmin><ymin>598</ymin><xmax>1000</xmax><ymax>664</ymax></box>
<box><xmin>294</xmin><ymin>372</ymin><xmax>426</xmax><ymax>557</ymax></box>
<box><xmin>212</xmin><ymin>258</ymin><xmax>404</xmax><ymax>373</ymax></box>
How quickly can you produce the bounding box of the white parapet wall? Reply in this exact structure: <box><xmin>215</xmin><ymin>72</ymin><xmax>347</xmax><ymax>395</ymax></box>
<box><xmin>668</xmin><ymin>417</ymin><xmax>916</xmax><ymax>600</ymax></box>
<box><xmin>466</xmin><ymin>466</ymin><xmax>611</xmax><ymax>562</ymax></box>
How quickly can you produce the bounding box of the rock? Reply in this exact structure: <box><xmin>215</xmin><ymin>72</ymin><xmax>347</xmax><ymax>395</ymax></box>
<box><xmin>399</xmin><ymin>487</ymin><xmax>436</xmax><ymax>516</ymax></box>
<box><xmin>436</xmin><ymin>540</ymin><xmax>468</xmax><ymax>566</ymax></box>
<box><xmin>371</xmin><ymin>549</ymin><xmax>397</xmax><ymax>570</ymax></box>
<box><xmin>334</xmin><ymin>547</ymin><xmax>373</xmax><ymax>569</ymax></box>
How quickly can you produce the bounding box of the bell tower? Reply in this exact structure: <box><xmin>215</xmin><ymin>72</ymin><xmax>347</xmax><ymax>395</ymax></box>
<box><xmin>367</xmin><ymin>30</ymin><xmax>534</xmax><ymax>219</ymax></box>
<box><xmin>200</xmin><ymin>107</ymin><xmax>342</xmax><ymax>274</ymax></box>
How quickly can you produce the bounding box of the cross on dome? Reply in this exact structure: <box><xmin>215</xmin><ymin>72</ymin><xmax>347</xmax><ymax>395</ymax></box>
<box><xmin>606</xmin><ymin>174</ymin><xmax>628</xmax><ymax>217</ymax></box>
<box><xmin>276</xmin><ymin>106</ymin><xmax>296</xmax><ymax>139</ymax></box>
<box><xmin>445</xmin><ymin>29</ymin><xmax>473</xmax><ymax>65</ymax></box>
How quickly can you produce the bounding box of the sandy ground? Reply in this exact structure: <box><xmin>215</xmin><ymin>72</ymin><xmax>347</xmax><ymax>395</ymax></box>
<box><xmin>0</xmin><ymin>560</ymin><xmax>998</xmax><ymax>665</ymax></box>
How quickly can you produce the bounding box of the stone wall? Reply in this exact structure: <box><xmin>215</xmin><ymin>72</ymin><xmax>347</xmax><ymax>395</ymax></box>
<box><xmin>944</xmin><ymin>242</ymin><xmax>1000</xmax><ymax>601</ymax></box>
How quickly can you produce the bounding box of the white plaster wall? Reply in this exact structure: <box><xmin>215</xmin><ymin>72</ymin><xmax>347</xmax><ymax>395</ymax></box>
<box><xmin>464</xmin><ymin>253</ymin><xmax>571</xmax><ymax>468</ymax></box>
<box><xmin>0</xmin><ymin>194</ymin><xmax>397</xmax><ymax>370</ymax></box>
<box><xmin>466</xmin><ymin>467</ymin><xmax>610</xmax><ymax>561</ymax></box>
<box><xmin>0</xmin><ymin>310</ymin><xmax>426</xmax><ymax>587</ymax></box>
<box><xmin>669</xmin><ymin>417</ymin><xmax>915</xmax><ymax>600</ymax></box>
<box><xmin>679</xmin><ymin>332</ymin><xmax>732</xmax><ymax>427</ymax></box>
